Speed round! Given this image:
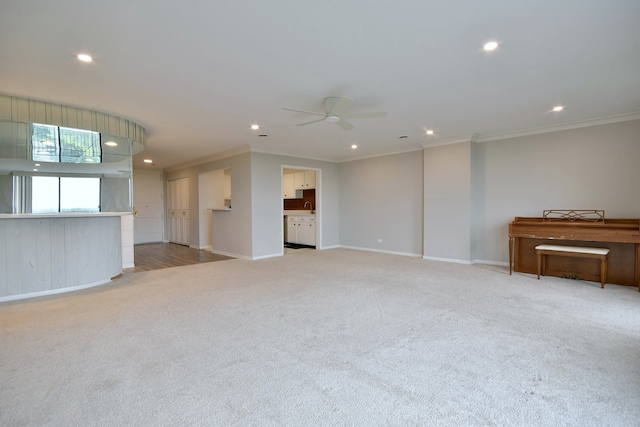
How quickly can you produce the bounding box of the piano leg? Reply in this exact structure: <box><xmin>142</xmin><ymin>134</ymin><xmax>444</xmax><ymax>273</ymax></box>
<box><xmin>509</xmin><ymin>237</ymin><xmax>514</xmax><ymax>275</ymax></box>
<box><xmin>636</xmin><ymin>244</ymin><xmax>640</xmax><ymax>292</ymax></box>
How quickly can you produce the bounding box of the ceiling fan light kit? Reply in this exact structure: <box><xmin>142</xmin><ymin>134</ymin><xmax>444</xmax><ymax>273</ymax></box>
<box><xmin>283</xmin><ymin>96</ymin><xmax>387</xmax><ymax>130</ymax></box>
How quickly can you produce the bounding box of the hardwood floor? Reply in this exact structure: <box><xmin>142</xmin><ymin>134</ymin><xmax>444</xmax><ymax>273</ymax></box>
<box><xmin>124</xmin><ymin>243</ymin><xmax>234</xmax><ymax>273</ymax></box>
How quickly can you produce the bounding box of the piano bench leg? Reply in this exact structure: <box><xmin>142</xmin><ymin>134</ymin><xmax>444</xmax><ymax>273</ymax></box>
<box><xmin>537</xmin><ymin>253</ymin><xmax>542</xmax><ymax>280</ymax></box>
<box><xmin>601</xmin><ymin>256</ymin><xmax>607</xmax><ymax>289</ymax></box>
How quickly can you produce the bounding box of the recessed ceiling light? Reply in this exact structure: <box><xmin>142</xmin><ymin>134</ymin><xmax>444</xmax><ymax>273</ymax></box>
<box><xmin>351</xmin><ymin>144</ymin><xmax>358</xmax><ymax>149</ymax></box>
<box><xmin>483</xmin><ymin>41</ymin><xmax>498</xmax><ymax>51</ymax></box>
<box><xmin>251</xmin><ymin>124</ymin><xmax>260</xmax><ymax>130</ymax></box>
<box><xmin>552</xmin><ymin>105</ymin><xmax>564</xmax><ymax>112</ymax></box>
<box><xmin>34</xmin><ymin>163</ymin><xmax>40</xmax><ymax>166</ymax></box>
<box><xmin>77</xmin><ymin>53</ymin><xmax>93</xmax><ymax>62</ymax></box>
<box><xmin>143</xmin><ymin>159</ymin><xmax>153</xmax><ymax>163</ymax></box>
<box><xmin>426</xmin><ymin>130</ymin><xmax>434</xmax><ymax>135</ymax></box>
<box><xmin>105</xmin><ymin>141</ymin><xmax>118</xmax><ymax>146</ymax></box>
<box><xmin>33</xmin><ymin>168</ymin><xmax>38</xmax><ymax>171</ymax></box>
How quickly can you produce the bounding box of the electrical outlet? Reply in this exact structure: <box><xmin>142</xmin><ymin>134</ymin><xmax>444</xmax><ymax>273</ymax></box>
<box><xmin>377</xmin><ymin>238</ymin><xmax>382</xmax><ymax>243</ymax></box>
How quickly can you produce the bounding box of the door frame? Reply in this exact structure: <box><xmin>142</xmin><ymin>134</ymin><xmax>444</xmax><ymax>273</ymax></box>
<box><xmin>281</xmin><ymin>165</ymin><xmax>321</xmax><ymax>252</ymax></box>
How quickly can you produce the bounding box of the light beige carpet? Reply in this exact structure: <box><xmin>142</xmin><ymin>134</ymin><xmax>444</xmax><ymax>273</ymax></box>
<box><xmin>1</xmin><ymin>248</ymin><xmax>639</xmax><ymax>426</ymax></box>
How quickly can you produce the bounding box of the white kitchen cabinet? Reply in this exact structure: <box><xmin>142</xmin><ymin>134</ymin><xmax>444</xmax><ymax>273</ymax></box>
<box><xmin>306</xmin><ymin>216</ymin><xmax>316</xmax><ymax>246</ymax></box>
<box><xmin>286</xmin><ymin>215</ymin><xmax>316</xmax><ymax>246</ymax></box>
<box><xmin>287</xmin><ymin>215</ymin><xmax>298</xmax><ymax>243</ymax></box>
<box><xmin>294</xmin><ymin>170</ymin><xmax>316</xmax><ymax>190</ymax></box>
<box><xmin>283</xmin><ymin>173</ymin><xmax>297</xmax><ymax>199</ymax></box>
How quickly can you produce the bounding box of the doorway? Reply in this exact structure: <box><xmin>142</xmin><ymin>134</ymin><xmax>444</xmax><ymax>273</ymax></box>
<box><xmin>167</xmin><ymin>177</ymin><xmax>190</xmax><ymax>246</ymax></box>
<box><xmin>133</xmin><ymin>169</ymin><xmax>164</xmax><ymax>244</ymax></box>
<box><xmin>282</xmin><ymin>167</ymin><xmax>319</xmax><ymax>251</ymax></box>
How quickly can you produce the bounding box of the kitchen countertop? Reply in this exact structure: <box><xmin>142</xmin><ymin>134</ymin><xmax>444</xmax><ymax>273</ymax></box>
<box><xmin>284</xmin><ymin>210</ymin><xmax>315</xmax><ymax>215</ymax></box>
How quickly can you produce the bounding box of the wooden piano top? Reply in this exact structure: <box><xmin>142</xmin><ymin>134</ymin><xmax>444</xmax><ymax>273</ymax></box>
<box><xmin>509</xmin><ymin>217</ymin><xmax>640</xmax><ymax>244</ymax></box>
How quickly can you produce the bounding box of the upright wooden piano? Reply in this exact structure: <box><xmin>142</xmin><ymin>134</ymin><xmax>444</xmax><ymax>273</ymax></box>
<box><xmin>509</xmin><ymin>210</ymin><xmax>640</xmax><ymax>288</ymax></box>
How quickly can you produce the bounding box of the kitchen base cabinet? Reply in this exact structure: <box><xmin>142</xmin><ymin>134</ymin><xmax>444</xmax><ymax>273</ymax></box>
<box><xmin>286</xmin><ymin>215</ymin><xmax>316</xmax><ymax>247</ymax></box>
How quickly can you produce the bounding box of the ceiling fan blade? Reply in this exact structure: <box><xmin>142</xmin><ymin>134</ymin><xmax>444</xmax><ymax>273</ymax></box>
<box><xmin>282</xmin><ymin>107</ymin><xmax>326</xmax><ymax>117</ymax></box>
<box><xmin>336</xmin><ymin>118</ymin><xmax>354</xmax><ymax>130</ymax></box>
<box><xmin>296</xmin><ymin>118</ymin><xmax>326</xmax><ymax>126</ymax></box>
<box><xmin>342</xmin><ymin>111</ymin><xmax>387</xmax><ymax>119</ymax></box>
<box><xmin>326</xmin><ymin>97</ymin><xmax>353</xmax><ymax>116</ymax></box>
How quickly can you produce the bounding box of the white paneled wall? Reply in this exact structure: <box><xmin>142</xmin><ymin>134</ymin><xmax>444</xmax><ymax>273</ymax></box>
<box><xmin>0</xmin><ymin>215</ymin><xmax>123</xmax><ymax>301</ymax></box>
<box><xmin>0</xmin><ymin>94</ymin><xmax>146</xmax><ymax>150</ymax></box>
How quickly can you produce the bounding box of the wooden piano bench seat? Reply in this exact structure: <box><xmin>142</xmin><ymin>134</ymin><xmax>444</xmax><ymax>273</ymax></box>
<box><xmin>534</xmin><ymin>244</ymin><xmax>610</xmax><ymax>288</ymax></box>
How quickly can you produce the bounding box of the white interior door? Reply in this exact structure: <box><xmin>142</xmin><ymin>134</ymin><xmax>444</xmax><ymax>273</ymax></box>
<box><xmin>168</xmin><ymin>177</ymin><xmax>190</xmax><ymax>245</ymax></box>
<box><xmin>133</xmin><ymin>169</ymin><xmax>164</xmax><ymax>244</ymax></box>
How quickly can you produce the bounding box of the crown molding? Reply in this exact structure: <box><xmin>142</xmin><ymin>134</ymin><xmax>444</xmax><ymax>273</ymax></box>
<box><xmin>474</xmin><ymin>111</ymin><xmax>640</xmax><ymax>143</ymax></box>
<box><xmin>337</xmin><ymin>145</ymin><xmax>423</xmax><ymax>163</ymax></box>
<box><xmin>419</xmin><ymin>133</ymin><xmax>478</xmax><ymax>149</ymax></box>
<box><xmin>164</xmin><ymin>144</ymin><xmax>252</xmax><ymax>172</ymax></box>
<box><xmin>249</xmin><ymin>145</ymin><xmax>337</xmax><ymax>162</ymax></box>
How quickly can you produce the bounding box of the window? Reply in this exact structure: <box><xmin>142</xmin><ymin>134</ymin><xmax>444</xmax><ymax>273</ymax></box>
<box><xmin>60</xmin><ymin>177</ymin><xmax>100</xmax><ymax>212</ymax></box>
<box><xmin>17</xmin><ymin>176</ymin><xmax>101</xmax><ymax>214</ymax></box>
<box><xmin>32</xmin><ymin>124</ymin><xmax>101</xmax><ymax>164</ymax></box>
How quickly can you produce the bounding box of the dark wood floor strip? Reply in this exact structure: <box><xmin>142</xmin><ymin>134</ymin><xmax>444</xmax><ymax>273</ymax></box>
<box><xmin>124</xmin><ymin>243</ymin><xmax>233</xmax><ymax>273</ymax></box>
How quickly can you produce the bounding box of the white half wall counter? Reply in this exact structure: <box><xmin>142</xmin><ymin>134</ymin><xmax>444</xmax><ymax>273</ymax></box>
<box><xmin>0</xmin><ymin>212</ymin><xmax>131</xmax><ymax>302</ymax></box>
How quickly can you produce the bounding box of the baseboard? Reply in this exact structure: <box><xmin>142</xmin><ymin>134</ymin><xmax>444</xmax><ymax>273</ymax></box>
<box><xmin>320</xmin><ymin>245</ymin><xmax>340</xmax><ymax>250</ymax></box>
<box><xmin>422</xmin><ymin>255</ymin><xmax>472</xmax><ymax>265</ymax></box>
<box><xmin>199</xmin><ymin>245</ymin><xmax>213</xmax><ymax>251</ymax></box>
<box><xmin>211</xmin><ymin>249</ymin><xmax>251</xmax><ymax>260</ymax></box>
<box><xmin>0</xmin><ymin>277</ymin><xmax>116</xmax><ymax>303</ymax></box>
<box><xmin>473</xmin><ymin>259</ymin><xmax>509</xmax><ymax>267</ymax></box>
<box><xmin>252</xmin><ymin>252</ymin><xmax>283</xmax><ymax>260</ymax></box>
<box><xmin>340</xmin><ymin>245</ymin><xmax>422</xmax><ymax>258</ymax></box>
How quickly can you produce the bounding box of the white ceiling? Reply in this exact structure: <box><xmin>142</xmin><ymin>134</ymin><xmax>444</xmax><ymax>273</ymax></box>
<box><xmin>2</xmin><ymin>0</ymin><xmax>639</xmax><ymax>170</ymax></box>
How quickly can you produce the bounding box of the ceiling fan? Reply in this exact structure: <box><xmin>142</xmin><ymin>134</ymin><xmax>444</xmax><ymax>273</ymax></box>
<box><xmin>282</xmin><ymin>96</ymin><xmax>386</xmax><ymax>130</ymax></box>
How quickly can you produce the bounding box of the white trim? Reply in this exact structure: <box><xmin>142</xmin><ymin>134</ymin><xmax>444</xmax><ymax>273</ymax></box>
<box><xmin>475</xmin><ymin>111</ymin><xmax>640</xmax><ymax>143</ymax></box>
<box><xmin>420</xmin><ymin>134</ymin><xmax>478</xmax><ymax>149</ymax></box>
<box><xmin>0</xmin><ymin>211</ymin><xmax>131</xmax><ymax>219</ymax></box>
<box><xmin>165</xmin><ymin>145</ymin><xmax>252</xmax><ymax>172</ymax></box>
<box><xmin>122</xmin><ymin>261</ymin><xmax>135</xmax><ymax>269</ymax></box>
<box><xmin>340</xmin><ymin>245</ymin><xmax>422</xmax><ymax>258</ymax></box>
<box><xmin>199</xmin><ymin>245</ymin><xmax>212</xmax><ymax>251</ymax></box>
<box><xmin>211</xmin><ymin>249</ymin><xmax>250</xmax><ymax>260</ymax></box>
<box><xmin>0</xmin><ymin>277</ymin><xmax>117</xmax><ymax>303</ymax></box>
<box><xmin>336</xmin><ymin>146</ymin><xmax>424</xmax><ymax>163</ymax></box>
<box><xmin>472</xmin><ymin>259</ymin><xmax>509</xmax><ymax>267</ymax></box>
<box><xmin>252</xmin><ymin>252</ymin><xmax>283</xmax><ymax>260</ymax></box>
<box><xmin>320</xmin><ymin>245</ymin><xmax>340</xmax><ymax>250</ymax></box>
<box><xmin>252</xmin><ymin>146</ymin><xmax>336</xmax><ymax>163</ymax></box>
<box><xmin>422</xmin><ymin>255</ymin><xmax>472</xmax><ymax>265</ymax></box>
<box><xmin>256</xmin><ymin>144</ymin><xmax>424</xmax><ymax>164</ymax></box>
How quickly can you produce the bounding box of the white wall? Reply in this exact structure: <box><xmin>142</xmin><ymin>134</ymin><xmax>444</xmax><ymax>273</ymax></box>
<box><xmin>162</xmin><ymin>119</ymin><xmax>640</xmax><ymax>265</ymax></box>
<box><xmin>166</xmin><ymin>150</ymin><xmax>340</xmax><ymax>260</ymax></box>
<box><xmin>338</xmin><ymin>150</ymin><xmax>423</xmax><ymax>256</ymax></box>
<box><xmin>166</xmin><ymin>151</ymin><xmax>253</xmax><ymax>259</ymax></box>
<box><xmin>423</xmin><ymin>142</ymin><xmax>472</xmax><ymax>263</ymax></box>
<box><xmin>474</xmin><ymin>119</ymin><xmax>640</xmax><ymax>263</ymax></box>
<box><xmin>197</xmin><ymin>169</ymin><xmax>222</xmax><ymax>250</ymax></box>
<box><xmin>250</xmin><ymin>151</ymin><xmax>340</xmax><ymax>258</ymax></box>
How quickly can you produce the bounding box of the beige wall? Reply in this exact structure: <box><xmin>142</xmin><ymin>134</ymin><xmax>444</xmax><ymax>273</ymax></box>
<box><xmin>474</xmin><ymin>119</ymin><xmax>640</xmax><ymax>263</ymax></box>
<box><xmin>164</xmin><ymin>119</ymin><xmax>640</xmax><ymax>264</ymax></box>
<box><xmin>338</xmin><ymin>150</ymin><xmax>424</xmax><ymax>256</ymax></box>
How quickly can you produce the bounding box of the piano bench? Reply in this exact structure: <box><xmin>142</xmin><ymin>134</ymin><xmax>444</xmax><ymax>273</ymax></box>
<box><xmin>535</xmin><ymin>245</ymin><xmax>610</xmax><ymax>288</ymax></box>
